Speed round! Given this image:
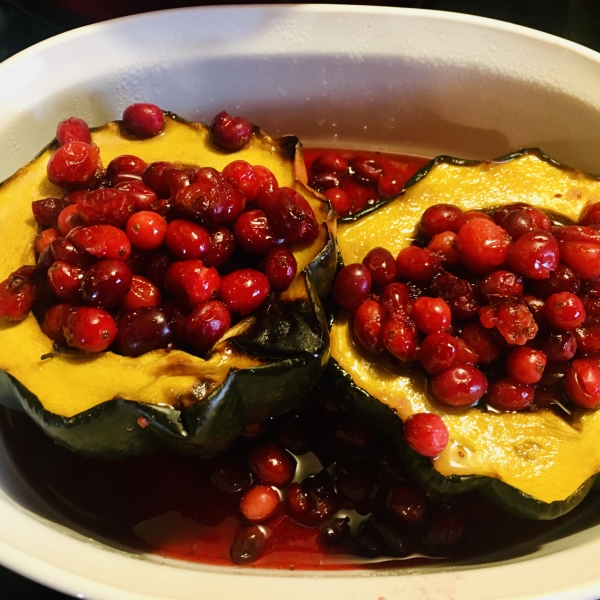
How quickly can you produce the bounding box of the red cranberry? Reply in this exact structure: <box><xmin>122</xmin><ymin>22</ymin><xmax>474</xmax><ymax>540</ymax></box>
<box><xmin>115</xmin><ymin>181</ymin><xmax>157</xmax><ymax>210</ymax></box>
<box><xmin>377</xmin><ymin>172</ymin><xmax>405</xmax><ymax>198</ymax></box>
<box><xmin>174</xmin><ymin>181</ymin><xmax>227</xmax><ymax>229</ymax></box>
<box><xmin>56</xmin><ymin>204</ymin><xmax>86</xmax><ymax>235</ymax></box>
<box><xmin>76</xmin><ymin>188</ymin><xmax>136</xmax><ymax>227</ymax></box>
<box><xmin>309</xmin><ymin>172</ymin><xmax>342</xmax><ymax>193</ymax></box>
<box><xmin>165</xmin><ymin>260</ymin><xmax>220</xmax><ymax>307</ymax></box>
<box><xmin>478</xmin><ymin>270</ymin><xmax>524</xmax><ymax>301</ymax></box>
<box><xmin>324</xmin><ymin>188</ymin><xmax>352</xmax><ymax>215</ymax></box>
<box><xmin>456</xmin><ymin>218</ymin><xmax>511</xmax><ymax>274</ymax></box>
<box><xmin>579</xmin><ymin>202</ymin><xmax>600</xmax><ymax>226</ymax></box>
<box><xmin>222</xmin><ymin>160</ymin><xmax>260</xmax><ymax>201</ymax></box>
<box><xmin>145</xmin><ymin>249</ymin><xmax>174</xmax><ymax>288</ymax></box>
<box><xmin>142</xmin><ymin>161</ymin><xmax>176</xmax><ymax>198</ymax></box>
<box><xmin>47</xmin><ymin>141</ymin><xmax>102</xmax><ymax>190</ymax></box>
<box><xmin>433</xmin><ymin>272</ymin><xmax>480</xmax><ymax>321</ymax></box>
<box><xmin>32</xmin><ymin>197</ymin><xmax>71</xmax><ymax>229</ymax></box>
<box><xmin>350</xmin><ymin>156</ymin><xmax>383</xmax><ymax>182</ymax></box>
<box><xmin>353</xmin><ymin>299</ymin><xmax>386</xmax><ymax>354</ymax></box>
<box><xmin>419</xmin><ymin>204</ymin><xmax>463</xmax><ymax>237</ymax></box>
<box><xmin>388</xmin><ymin>484</ymin><xmax>428</xmax><ymax>524</ymax></box>
<box><xmin>545</xmin><ymin>291</ymin><xmax>586</xmax><ymax>330</ymax></box>
<box><xmin>0</xmin><ymin>272</ymin><xmax>36</xmax><ymax>321</ymax></box>
<box><xmin>456</xmin><ymin>338</ymin><xmax>479</xmax><ymax>364</ymax></box>
<box><xmin>56</xmin><ymin>117</ymin><xmax>91</xmax><ymax>146</ymax></box>
<box><xmin>69</xmin><ymin>225</ymin><xmax>132</xmax><ymax>262</ymax></box>
<box><xmin>411</xmin><ymin>297</ymin><xmax>451</xmax><ymax>335</ymax></box>
<box><xmin>41</xmin><ymin>303</ymin><xmax>73</xmax><ymax>343</ymax></box>
<box><xmin>49</xmin><ymin>237</ymin><xmax>93</xmax><ymax>269</ymax></box>
<box><xmin>312</xmin><ymin>152</ymin><xmax>348</xmax><ymax>175</ymax></box>
<box><xmin>479</xmin><ymin>299</ymin><xmax>538</xmax><ymax>345</ymax></box>
<box><xmin>396</xmin><ymin>246</ymin><xmax>440</xmax><ymax>282</ymax></box>
<box><xmin>499</xmin><ymin>209</ymin><xmax>535</xmax><ymax>239</ymax></box>
<box><xmin>362</xmin><ymin>247</ymin><xmax>397</xmax><ymax>286</ymax></box>
<box><xmin>380</xmin><ymin>282</ymin><xmax>409</xmax><ymax>316</ymax></box>
<box><xmin>529</xmin><ymin>263</ymin><xmax>581</xmax><ymax>299</ymax></box>
<box><xmin>239</xmin><ymin>485</ymin><xmax>280</xmax><ymax>523</ymax></box>
<box><xmin>253</xmin><ymin>165</ymin><xmax>279</xmax><ymax>209</ymax></box>
<box><xmin>486</xmin><ymin>379</ymin><xmax>535</xmax><ymax>411</ymax></box>
<box><xmin>165</xmin><ymin>219</ymin><xmax>210</xmax><ymax>261</ymax></box>
<box><xmin>122</xmin><ymin>103</ymin><xmax>165</xmax><ymax>138</ymax></box>
<box><xmin>80</xmin><ymin>259</ymin><xmax>133</xmax><ymax>308</ymax></box>
<box><xmin>185</xmin><ymin>300</ymin><xmax>231</xmax><ymax>352</ymax></box>
<box><xmin>35</xmin><ymin>228</ymin><xmax>61</xmax><ymax>255</ymax></box>
<box><xmin>247</xmin><ymin>443</ymin><xmax>296</xmax><ymax>488</ymax></box>
<box><xmin>431</xmin><ymin>362</ymin><xmax>488</xmax><ymax>407</ymax></box>
<box><xmin>564</xmin><ymin>359</ymin><xmax>600</xmax><ymax>408</ymax></box>
<box><xmin>119</xmin><ymin>275</ymin><xmax>161</xmax><ymax>312</ymax></box>
<box><xmin>455</xmin><ymin>210</ymin><xmax>494</xmax><ymax>230</ymax></box>
<box><xmin>419</xmin><ymin>332</ymin><xmax>459</xmax><ymax>373</ymax></box>
<box><xmin>555</xmin><ymin>226</ymin><xmax>600</xmax><ymax>280</ymax></box>
<box><xmin>333</xmin><ymin>264</ymin><xmax>372</xmax><ymax>310</ymax></box>
<box><xmin>125</xmin><ymin>211</ymin><xmax>168</xmax><ymax>251</ymax></box>
<box><xmin>493</xmin><ymin>203</ymin><xmax>551</xmax><ymax>230</ymax></box>
<box><xmin>505</xmin><ymin>347</ymin><xmax>547</xmax><ymax>384</ymax></box>
<box><xmin>403</xmin><ymin>413</ymin><xmax>449</xmax><ymax>457</ymax></box>
<box><xmin>47</xmin><ymin>260</ymin><xmax>84</xmax><ymax>302</ymax></box>
<box><xmin>459</xmin><ymin>319</ymin><xmax>502</xmax><ymax>364</ymax></box>
<box><xmin>210</xmin><ymin>110</ymin><xmax>252</xmax><ymax>152</ymax></box>
<box><xmin>506</xmin><ymin>230</ymin><xmax>559</xmax><ymax>279</ymax></box>
<box><xmin>381</xmin><ymin>316</ymin><xmax>418</xmax><ymax>362</ymax></box>
<box><xmin>63</xmin><ymin>306</ymin><xmax>117</xmax><ymax>352</ymax></box>
<box><xmin>428</xmin><ymin>231</ymin><xmax>460</xmax><ymax>265</ymax></box>
<box><xmin>261</xmin><ymin>246</ymin><xmax>297</xmax><ymax>290</ymax></box>
<box><xmin>575</xmin><ymin>321</ymin><xmax>600</xmax><ymax>354</ymax></box>
<box><xmin>263</xmin><ymin>187</ymin><xmax>319</xmax><ymax>243</ymax></box>
<box><xmin>203</xmin><ymin>227</ymin><xmax>236</xmax><ymax>269</ymax></box>
<box><xmin>536</xmin><ymin>330</ymin><xmax>577</xmax><ymax>361</ymax></box>
<box><xmin>230</xmin><ymin>525</ymin><xmax>266</xmax><ymax>564</ymax></box>
<box><xmin>106</xmin><ymin>155</ymin><xmax>147</xmax><ymax>185</ymax></box>
<box><xmin>115</xmin><ymin>307</ymin><xmax>172</xmax><ymax>357</ymax></box>
<box><xmin>233</xmin><ymin>209</ymin><xmax>281</xmax><ymax>255</ymax></box>
<box><xmin>219</xmin><ymin>269</ymin><xmax>270</xmax><ymax>316</ymax></box>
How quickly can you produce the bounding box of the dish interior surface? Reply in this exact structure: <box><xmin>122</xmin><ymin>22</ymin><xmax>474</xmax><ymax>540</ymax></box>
<box><xmin>2</xmin><ymin>5</ymin><xmax>600</xmax><ymax>600</ymax></box>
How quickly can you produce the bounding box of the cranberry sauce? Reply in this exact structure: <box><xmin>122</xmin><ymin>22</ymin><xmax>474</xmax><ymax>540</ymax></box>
<box><xmin>0</xmin><ymin>387</ymin><xmax>595</xmax><ymax>571</ymax></box>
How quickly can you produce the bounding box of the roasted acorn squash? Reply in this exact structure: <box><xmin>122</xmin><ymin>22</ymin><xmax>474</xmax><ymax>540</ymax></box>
<box><xmin>330</xmin><ymin>149</ymin><xmax>600</xmax><ymax>519</ymax></box>
<box><xmin>0</xmin><ymin>114</ymin><xmax>335</xmax><ymax>458</ymax></box>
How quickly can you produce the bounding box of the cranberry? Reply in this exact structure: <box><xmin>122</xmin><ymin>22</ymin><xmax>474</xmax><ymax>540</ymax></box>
<box><xmin>576</xmin><ymin>321</ymin><xmax>600</xmax><ymax>354</ymax></box>
<box><xmin>142</xmin><ymin>161</ymin><xmax>176</xmax><ymax>198</ymax></box>
<box><xmin>69</xmin><ymin>225</ymin><xmax>132</xmax><ymax>262</ymax></box>
<box><xmin>239</xmin><ymin>485</ymin><xmax>280</xmax><ymax>523</ymax></box>
<box><xmin>579</xmin><ymin>202</ymin><xmax>600</xmax><ymax>226</ymax></box>
<box><xmin>506</xmin><ymin>230</ymin><xmax>559</xmax><ymax>279</ymax></box>
<box><xmin>456</xmin><ymin>338</ymin><xmax>479</xmax><ymax>364</ymax></box>
<box><xmin>377</xmin><ymin>172</ymin><xmax>405</xmax><ymax>198</ymax></box>
<box><xmin>309</xmin><ymin>172</ymin><xmax>342</xmax><ymax>193</ymax></box>
<box><xmin>35</xmin><ymin>228</ymin><xmax>61</xmax><ymax>255</ymax></box>
<box><xmin>420</xmin><ymin>204</ymin><xmax>463</xmax><ymax>237</ymax></box>
<box><xmin>421</xmin><ymin>510</ymin><xmax>469</xmax><ymax>556</ymax></box>
<box><xmin>222</xmin><ymin>160</ymin><xmax>260</xmax><ymax>201</ymax></box>
<box><xmin>411</xmin><ymin>297</ymin><xmax>451</xmax><ymax>335</ymax></box>
<box><xmin>536</xmin><ymin>330</ymin><xmax>577</xmax><ymax>361</ymax></box>
<box><xmin>164</xmin><ymin>219</ymin><xmax>210</xmax><ymax>261</ymax></box>
<box><xmin>119</xmin><ymin>275</ymin><xmax>161</xmax><ymax>312</ymax></box>
<box><xmin>115</xmin><ymin>181</ymin><xmax>157</xmax><ymax>210</ymax></box>
<box><xmin>396</xmin><ymin>246</ymin><xmax>439</xmax><ymax>282</ymax></box>
<box><xmin>324</xmin><ymin>188</ymin><xmax>352</xmax><ymax>215</ymax></box>
<box><xmin>478</xmin><ymin>270</ymin><xmax>524</xmax><ymax>301</ymax></box>
<box><xmin>486</xmin><ymin>379</ymin><xmax>535</xmax><ymax>411</ymax></box>
<box><xmin>81</xmin><ymin>259</ymin><xmax>133</xmax><ymax>308</ymax></box>
<box><xmin>253</xmin><ymin>165</ymin><xmax>279</xmax><ymax>209</ymax></box>
<box><xmin>545</xmin><ymin>292</ymin><xmax>586</xmax><ymax>330</ymax></box>
<box><xmin>47</xmin><ymin>141</ymin><xmax>102</xmax><ymax>190</ymax></box>
<box><xmin>455</xmin><ymin>210</ymin><xmax>494</xmax><ymax>230</ymax></box>
<box><xmin>164</xmin><ymin>167</ymin><xmax>195</xmax><ymax>196</ymax></box>
<box><xmin>55</xmin><ymin>117</ymin><xmax>92</xmax><ymax>146</ymax></box>
<box><xmin>433</xmin><ymin>272</ymin><xmax>480</xmax><ymax>321</ymax></box>
<box><xmin>233</xmin><ymin>209</ymin><xmax>281</xmax><ymax>255</ymax></box>
<box><xmin>164</xmin><ymin>260</ymin><xmax>220</xmax><ymax>307</ymax></box>
<box><xmin>211</xmin><ymin>458</ymin><xmax>252</xmax><ymax>494</ymax></box>
<box><xmin>49</xmin><ymin>237</ymin><xmax>93</xmax><ymax>269</ymax></box>
<box><xmin>247</xmin><ymin>443</ymin><xmax>296</xmax><ymax>488</ymax></box>
<box><xmin>381</xmin><ymin>316</ymin><xmax>418</xmax><ymax>362</ymax></box>
<box><xmin>260</xmin><ymin>246</ymin><xmax>297</xmax><ymax>290</ymax></box>
<box><xmin>185</xmin><ymin>300</ymin><xmax>231</xmax><ymax>352</ymax></box>
<box><xmin>388</xmin><ymin>484</ymin><xmax>429</xmax><ymax>523</ymax></box>
<box><xmin>57</xmin><ymin>204</ymin><xmax>86</xmax><ymax>235</ymax></box>
<box><xmin>115</xmin><ymin>307</ymin><xmax>172</xmax><ymax>357</ymax></box>
<box><xmin>312</xmin><ymin>152</ymin><xmax>348</xmax><ymax>175</ymax></box>
<box><xmin>418</xmin><ymin>332</ymin><xmax>459</xmax><ymax>373</ymax></box>
<box><xmin>76</xmin><ymin>188</ymin><xmax>136</xmax><ymax>227</ymax></box>
<box><xmin>230</xmin><ymin>525</ymin><xmax>266</xmax><ymax>564</ymax></box>
<box><xmin>431</xmin><ymin>362</ymin><xmax>488</xmax><ymax>407</ymax></box>
<box><xmin>333</xmin><ymin>264</ymin><xmax>371</xmax><ymax>310</ymax></box>
<box><xmin>106</xmin><ymin>155</ymin><xmax>147</xmax><ymax>185</ymax></box>
<box><xmin>125</xmin><ymin>211</ymin><xmax>168</xmax><ymax>251</ymax></box>
<box><xmin>203</xmin><ymin>227</ymin><xmax>236</xmax><ymax>269</ymax></box>
<box><xmin>350</xmin><ymin>156</ymin><xmax>383</xmax><ymax>182</ymax></box>
<box><xmin>47</xmin><ymin>260</ymin><xmax>84</xmax><ymax>302</ymax></box>
<box><xmin>210</xmin><ymin>110</ymin><xmax>252</xmax><ymax>151</ymax></box>
<box><xmin>317</xmin><ymin>518</ymin><xmax>351</xmax><ymax>548</ymax></box>
<box><xmin>362</xmin><ymin>247</ymin><xmax>397</xmax><ymax>286</ymax></box>
<box><xmin>403</xmin><ymin>413</ymin><xmax>449</xmax><ymax>457</ymax></box>
<box><xmin>380</xmin><ymin>282</ymin><xmax>409</xmax><ymax>316</ymax></box>
<box><xmin>353</xmin><ymin>299</ymin><xmax>385</xmax><ymax>354</ymax></box>
<box><xmin>428</xmin><ymin>231</ymin><xmax>460</xmax><ymax>265</ymax></box>
<box><xmin>521</xmin><ymin>294</ymin><xmax>548</xmax><ymax>327</ymax></box>
<box><xmin>219</xmin><ymin>269</ymin><xmax>270</xmax><ymax>316</ymax></box>
<box><xmin>0</xmin><ymin>272</ymin><xmax>36</xmax><ymax>321</ymax></box>
<box><xmin>456</xmin><ymin>218</ymin><xmax>511</xmax><ymax>274</ymax></box>
<box><xmin>122</xmin><ymin>103</ymin><xmax>164</xmax><ymax>138</ymax></box>
<box><xmin>41</xmin><ymin>303</ymin><xmax>73</xmax><ymax>343</ymax></box>
<box><xmin>505</xmin><ymin>347</ymin><xmax>547</xmax><ymax>384</ymax></box>
<box><xmin>286</xmin><ymin>472</ymin><xmax>337</xmax><ymax>526</ymax></box>
<box><xmin>145</xmin><ymin>249</ymin><xmax>174</xmax><ymax>288</ymax></box>
<box><xmin>263</xmin><ymin>187</ymin><xmax>319</xmax><ymax>243</ymax></box>
<box><xmin>494</xmin><ymin>203</ymin><xmax>551</xmax><ymax>231</ymax></box>
<box><xmin>529</xmin><ymin>263</ymin><xmax>581</xmax><ymax>299</ymax></box>
<box><xmin>479</xmin><ymin>299</ymin><xmax>538</xmax><ymax>345</ymax></box>
<box><xmin>459</xmin><ymin>319</ymin><xmax>502</xmax><ymax>364</ymax></box>
<box><xmin>63</xmin><ymin>306</ymin><xmax>117</xmax><ymax>352</ymax></box>
<box><xmin>499</xmin><ymin>209</ymin><xmax>535</xmax><ymax>240</ymax></box>
<box><xmin>564</xmin><ymin>359</ymin><xmax>600</xmax><ymax>408</ymax></box>
<box><xmin>32</xmin><ymin>197</ymin><xmax>71</xmax><ymax>229</ymax></box>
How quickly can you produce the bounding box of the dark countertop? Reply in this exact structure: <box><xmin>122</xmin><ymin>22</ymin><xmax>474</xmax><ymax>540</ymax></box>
<box><xmin>1</xmin><ymin>1</ymin><xmax>600</xmax><ymax>598</ymax></box>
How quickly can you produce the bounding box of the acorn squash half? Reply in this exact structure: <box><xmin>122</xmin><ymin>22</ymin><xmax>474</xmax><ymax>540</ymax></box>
<box><xmin>0</xmin><ymin>114</ymin><xmax>335</xmax><ymax>458</ymax></box>
<box><xmin>330</xmin><ymin>148</ymin><xmax>600</xmax><ymax>519</ymax></box>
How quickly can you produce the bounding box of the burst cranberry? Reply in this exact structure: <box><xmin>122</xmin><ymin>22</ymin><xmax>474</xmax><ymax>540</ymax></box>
<box><xmin>203</xmin><ymin>227</ymin><xmax>236</xmax><ymax>269</ymax></box>
<box><xmin>312</xmin><ymin>152</ymin><xmax>348</xmax><ymax>175</ymax></box>
<box><xmin>428</xmin><ymin>231</ymin><xmax>459</xmax><ymax>265</ymax></box>
<box><xmin>431</xmin><ymin>362</ymin><xmax>488</xmax><ymax>407</ymax></box>
<box><xmin>233</xmin><ymin>209</ymin><xmax>281</xmax><ymax>255</ymax></box>
<box><xmin>247</xmin><ymin>443</ymin><xmax>296</xmax><ymax>488</ymax></box>
<box><xmin>396</xmin><ymin>246</ymin><xmax>439</xmax><ymax>282</ymax></box>
<box><xmin>115</xmin><ymin>181</ymin><xmax>157</xmax><ymax>210</ymax></box>
<box><xmin>106</xmin><ymin>155</ymin><xmax>147</xmax><ymax>185</ymax></box>
<box><xmin>56</xmin><ymin>117</ymin><xmax>91</xmax><ymax>145</ymax></box>
<box><xmin>324</xmin><ymin>188</ymin><xmax>352</xmax><ymax>215</ymax></box>
<box><xmin>46</xmin><ymin>260</ymin><xmax>84</xmax><ymax>302</ymax></box>
<box><xmin>239</xmin><ymin>485</ymin><xmax>280</xmax><ymax>523</ymax></box>
<box><xmin>554</xmin><ymin>225</ymin><xmax>600</xmax><ymax>280</ymax></box>
<box><xmin>141</xmin><ymin>162</ymin><xmax>177</xmax><ymax>198</ymax></box>
<box><xmin>564</xmin><ymin>359</ymin><xmax>600</xmax><ymax>408</ymax></box>
<box><xmin>47</xmin><ymin>141</ymin><xmax>102</xmax><ymax>190</ymax></box>
<box><xmin>219</xmin><ymin>269</ymin><xmax>270</xmax><ymax>316</ymax></box>
<box><xmin>350</xmin><ymin>156</ymin><xmax>383</xmax><ymax>182</ymax></box>
<box><xmin>380</xmin><ymin>282</ymin><xmax>409</xmax><ymax>316</ymax></box>
<box><xmin>381</xmin><ymin>316</ymin><xmax>418</xmax><ymax>362</ymax></box>
<box><xmin>419</xmin><ymin>204</ymin><xmax>463</xmax><ymax>237</ymax></box>
<box><xmin>506</xmin><ymin>230</ymin><xmax>559</xmax><ymax>279</ymax></box>
<box><xmin>499</xmin><ymin>209</ymin><xmax>535</xmax><ymax>240</ymax></box>
<box><xmin>505</xmin><ymin>347</ymin><xmax>547</xmax><ymax>384</ymax></box>
<box><xmin>456</xmin><ymin>218</ymin><xmax>511</xmax><ymax>274</ymax></box>
<box><xmin>125</xmin><ymin>211</ymin><xmax>167</xmax><ymax>251</ymax></box>
<box><xmin>63</xmin><ymin>306</ymin><xmax>116</xmax><ymax>352</ymax></box>
<box><xmin>478</xmin><ymin>270</ymin><xmax>523</xmax><ymax>301</ymax></box>
<box><xmin>76</xmin><ymin>188</ymin><xmax>136</xmax><ymax>227</ymax></box>
<box><xmin>545</xmin><ymin>292</ymin><xmax>586</xmax><ymax>330</ymax></box>
<box><xmin>459</xmin><ymin>319</ymin><xmax>502</xmax><ymax>364</ymax></box>
<box><xmin>120</xmin><ymin>275</ymin><xmax>161</xmax><ymax>312</ymax></box>
<box><xmin>403</xmin><ymin>413</ymin><xmax>449</xmax><ymax>457</ymax></box>
<box><xmin>185</xmin><ymin>300</ymin><xmax>231</xmax><ymax>352</ymax></box>
<box><xmin>333</xmin><ymin>264</ymin><xmax>371</xmax><ymax>310</ymax></box>
<box><xmin>41</xmin><ymin>303</ymin><xmax>73</xmax><ymax>343</ymax></box>
<box><xmin>122</xmin><ymin>103</ymin><xmax>165</xmax><ymax>138</ymax></box>
<box><xmin>362</xmin><ymin>247</ymin><xmax>397</xmax><ymax>286</ymax></box>
<box><xmin>222</xmin><ymin>160</ymin><xmax>260</xmax><ymax>201</ymax></box>
<box><xmin>479</xmin><ymin>300</ymin><xmax>538</xmax><ymax>345</ymax></box>
<box><xmin>261</xmin><ymin>246</ymin><xmax>297</xmax><ymax>290</ymax></box>
<box><xmin>115</xmin><ymin>307</ymin><xmax>172</xmax><ymax>357</ymax></box>
<box><xmin>419</xmin><ymin>332</ymin><xmax>459</xmax><ymax>373</ymax></box>
<box><xmin>353</xmin><ymin>299</ymin><xmax>385</xmax><ymax>354</ymax></box>
<box><xmin>579</xmin><ymin>202</ymin><xmax>600</xmax><ymax>226</ymax></box>
<box><xmin>486</xmin><ymin>379</ymin><xmax>534</xmax><ymax>411</ymax></box>
<box><xmin>433</xmin><ymin>273</ymin><xmax>480</xmax><ymax>321</ymax></box>
<box><xmin>263</xmin><ymin>187</ymin><xmax>319</xmax><ymax>242</ymax></box>
<box><xmin>575</xmin><ymin>321</ymin><xmax>600</xmax><ymax>354</ymax></box>
<box><xmin>164</xmin><ymin>260</ymin><xmax>220</xmax><ymax>307</ymax></box>
<box><xmin>69</xmin><ymin>225</ymin><xmax>132</xmax><ymax>261</ymax></box>
<box><xmin>529</xmin><ymin>263</ymin><xmax>581</xmax><ymax>299</ymax></box>
<box><xmin>0</xmin><ymin>272</ymin><xmax>36</xmax><ymax>321</ymax></box>
<box><xmin>164</xmin><ymin>219</ymin><xmax>210</xmax><ymax>260</ymax></box>
<box><xmin>32</xmin><ymin>197</ymin><xmax>71</xmax><ymax>229</ymax></box>
<box><xmin>56</xmin><ymin>204</ymin><xmax>85</xmax><ymax>235</ymax></box>
<box><xmin>210</xmin><ymin>110</ymin><xmax>252</xmax><ymax>151</ymax></box>
<box><xmin>536</xmin><ymin>330</ymin><xmax>577</xmax><ymax>361</ymax></box>
<box><xmin>80</xmin><ymin>259</ymin><xmax>133</xmax><ymax>308</ymax></box>
<box><xmin>411</xmin><ymin>297</ymin><xmax>451</xmax><ymax>335</ymax></box>
<box><xmin>35</xmin><ymin>228</ymin><xmax>61</xmax><ymax>255</ymax></box>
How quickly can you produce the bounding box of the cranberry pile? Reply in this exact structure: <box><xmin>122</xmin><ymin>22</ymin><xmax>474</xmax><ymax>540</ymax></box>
<box><xmin>335</xmin><ymin>201</ymin><xmax>600</xmax><ymax>456</ymax></box>
<box><xmin>0</xmin><ymin>105</ymin><xmax>319</xmax><ymax>356</ymax></box>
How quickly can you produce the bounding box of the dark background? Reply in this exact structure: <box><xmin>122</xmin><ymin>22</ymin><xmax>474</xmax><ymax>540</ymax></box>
<box><xmin>1</xmin><ymin>1</ymin><xmax>600</xmax><ymax>597</ymax></box>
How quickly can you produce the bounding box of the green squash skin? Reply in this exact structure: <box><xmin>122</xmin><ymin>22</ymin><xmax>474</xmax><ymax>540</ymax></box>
<box><xmin>329</xmin><ymin>147</ymin><xmax>600</xmax><ymax>520</ymax></box>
